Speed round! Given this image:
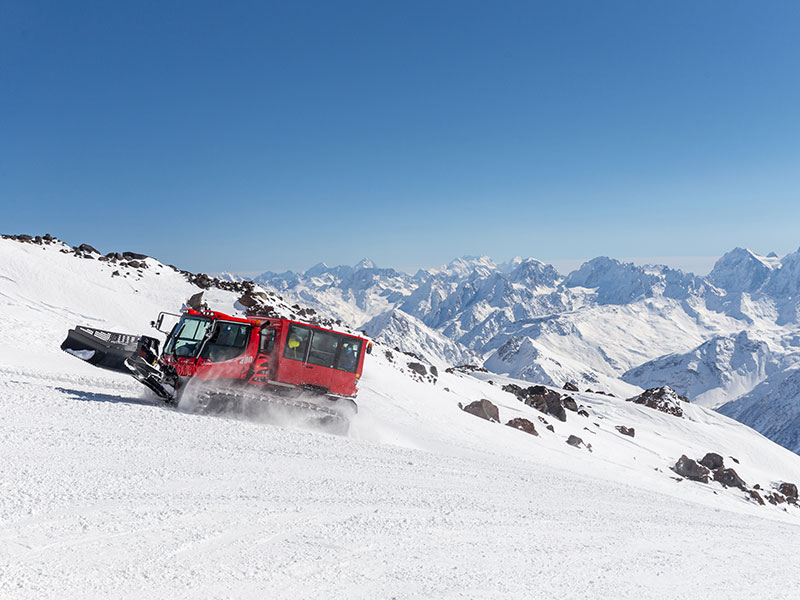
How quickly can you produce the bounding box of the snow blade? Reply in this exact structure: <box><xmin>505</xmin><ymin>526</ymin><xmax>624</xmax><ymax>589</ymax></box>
<box><xmin>61</xmin><ymin>326</ymin><xmax>142</xmax><ymax>373</ymax></box>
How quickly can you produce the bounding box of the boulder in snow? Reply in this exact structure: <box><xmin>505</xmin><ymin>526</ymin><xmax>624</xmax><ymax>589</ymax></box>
<box><xmin>713</xmin><ymin>468</ymin><xmax>747</xmax><ymax>491</ymax></box>
<box><xmin>779</xmin><ymin>482</ymin><xmax>798</xmax><ymax>501</ymax></box>
<box><xmin>615</xmin><ymin>425</ymin><xmax>635</xmax><ymax>438</ymax></box>
<box><xmin>626</xmin><ymin>387</ymin><xmax>686</xmax><ymax>418</ymax></box>
<box><xmin>699</xmin><ymin>453</ymin><xmax>724</xmax><ymax>471</ymax></box>
<box><xmin>506</xmin><ymin>418</ymin><xmax>538</xmax><ymax>436</ymax></box>
<box><xmin>674</xmin><ymin>455</ymin><xmax>710</xmax><ymax>483</ymax></box>
<box><xmin>461</xmin><ymin>399</ymin><xmax>499</xmax><ymax>422</ymax></box>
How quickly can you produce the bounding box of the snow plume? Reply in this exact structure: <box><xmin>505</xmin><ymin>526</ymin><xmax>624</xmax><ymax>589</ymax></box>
<box><xmin>176</xmin><ymin>377</ymin><xmax>353</xmax><ymax>436</ymax></box>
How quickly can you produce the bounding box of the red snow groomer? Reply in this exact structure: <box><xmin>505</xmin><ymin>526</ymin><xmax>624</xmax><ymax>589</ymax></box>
<box><xmin>61</xmin><ymin>309</ymin><xmax>370</xmax><ymax>433</ymax></box>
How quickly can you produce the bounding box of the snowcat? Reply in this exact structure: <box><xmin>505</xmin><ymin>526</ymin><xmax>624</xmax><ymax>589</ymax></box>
<box><xmin>61</xmin><ymin>309</ymin><xmax>370</xmax><ymax>433</ymax></box>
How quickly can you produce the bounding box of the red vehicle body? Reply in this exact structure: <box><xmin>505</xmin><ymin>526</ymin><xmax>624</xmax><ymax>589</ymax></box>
<box><xmin>62</xmin><ymin>306</ymin><xmax>369</xmax><ymax>432</ymax></box>
<box><xmin>159</xmin><ymin>309</ymin><xmax>367</xmax><ymax>399</ymax></box>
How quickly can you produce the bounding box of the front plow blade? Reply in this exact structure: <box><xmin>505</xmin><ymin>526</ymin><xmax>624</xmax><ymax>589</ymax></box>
<box><xmin>61</xmin><ymin>326</ymin><xmax>141</xmax><ymax>373</ymax></box>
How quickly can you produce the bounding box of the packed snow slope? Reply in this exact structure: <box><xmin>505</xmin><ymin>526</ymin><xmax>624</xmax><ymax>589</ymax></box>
<box><xmin>2</xmin><ymin>236</ymin><xmax>800</xmax><ymax>599</ymax></box>
<box><xmin>256</xmin><ymin>248</ymin><xmax>800</xmax><ymax>453</ymax></box>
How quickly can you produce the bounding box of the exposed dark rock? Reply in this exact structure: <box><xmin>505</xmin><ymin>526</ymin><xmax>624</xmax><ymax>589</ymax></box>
<box><xmin>528</xmin><ymin>385</ymin><xmax>552</xmax><ymax>396</ymax></box>
<box><xmin>191</xmin><ymin>273</ymin><xmax>213</xmax><ymax>289</ymax></box>
<box><xmin>713</xmin><ymin>468</ymin><xmax>747</xmax><ymax>490</ymax></box>
<box><xmin>407</xmin><ymin>362</ymin><xmax>428</xmax><ymax>377</ymax></box>
<box><xmin>127</xmin><ymin>260</ymin><xmax>142</xmax><ymax>269</ymax></box>
<box><xmin>78</xmin><ymin>243</ymin><xmax>99</xmax><ymax>254</ymax></box>
<box><xmin>544</xmin><ymin>397</ymin><xmax>566</xmax><ymax>422</ymax></box>
<box><xmin>699</xmin><ymin>453</ymin><xmax>724</xmax><ymax>471</ymax></box>
<box><xmin>546</xmin><ymin>425</ymin><xmax>554</xmax><ymax>432</ymax></box>
<box><xmin>566</xmin><ymin>435</ymin><xmax>590</xmax><ymax>450</ymax></box>
<box><xmin>779</xmin><ymin>482</ymin><xmax>798</xmax><ymax>500</ymax></box>
<box><xmin>577</xmin><ymin>409</ymin><xmax>589</xmax><ymax>417</ymax></box>
<box><xmin>186</xmin><ymin>292</ymin><xmax>205</xmax><ymax>311</ymax></box>
<box><xmin>461</xmin><ymin>399</ymin><xmax>499</xmax><ymax>422</ymax></box>
<box><xmin>446</xmin><ymin>364</ymin><xmax>488</xmax><ymax>374</ymax></box>
<box><xmin>566</xmin><ymin>435</ymin><xmax>583</xmax><ymax>447</ymax></box>
<box><xmin>430</xmin><ymin>366</ymin><xmax>438</xmax><ymax>377</ymax></box>
<box><xmin>563</xmin><ymin>397</ymin><xmax>578</xmax><ymax>412</ymax></box>
<box><xmin>730</xmin><ymin>456</ymin><xmax>740</xmax><ymax>464</ymax></box>
<box><xmin>506</xmin><ymin>418</ymin><xmax>538</xmax><ymax>436</ymax></box>
<box><xmin>237</xmin><ymin>289</ymin><xmax>268</xmax><ymax>308</ymax></box>
<box><xmin>766</xmin><ymin>492</ymin><xmax>786</xmax><ymax>505</ymax></box>
<box><xmin>674</xmin><ymin>455</ymin><xmax>710</xmax><ymax>483</ymax></box>
<box><xmin>615</xmin><ymin>425</ymin><xmax>635</xmax><ymax>437</ymax></box>
<box><xmin>749</xmin><ymin>489</ymin><xmax>765</xmax><ymax>505</ymax></box>
<box><xmin>563</xmin><ymin>382</ymin><xmax>579</xmax><ymax>392</ymax></box>
<box><xmin>504</xmin><ymin>384</ymin><xmax>566</xmax><ymax>421</ymax></box>
<box><xmin>123</xmin><ymin>251</ymin><xmax>148</xmax><ymax>260</ymax></box>
<box><xmin>626</xmin><ymin>386</ymin><xmax>686</xmax><ymax>418</ymax></box>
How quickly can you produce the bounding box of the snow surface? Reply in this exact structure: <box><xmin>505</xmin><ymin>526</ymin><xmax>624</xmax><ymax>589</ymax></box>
<box><xmin>3</xmin><ymin>237</ymin><xmax>800</xmax><ymax>599</ymax></box>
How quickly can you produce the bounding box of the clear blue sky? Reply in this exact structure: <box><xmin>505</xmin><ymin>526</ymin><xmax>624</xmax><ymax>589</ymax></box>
<box><xmin>2</xmin><ymin>1</ymin><xmax>799</xmax><ymax>275</ymax></box>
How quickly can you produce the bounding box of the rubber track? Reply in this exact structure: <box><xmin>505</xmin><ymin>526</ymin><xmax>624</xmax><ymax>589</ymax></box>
<box><xmin>193</xmin><ymin>387</ymin><xmax>351</xmax><ymax>431</ymax></box>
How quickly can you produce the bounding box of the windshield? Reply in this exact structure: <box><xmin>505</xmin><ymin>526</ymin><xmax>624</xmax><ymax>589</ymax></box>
<box><xmin>165</xmin><ymin>316</ymin><xmax>211</xmax><ymax>358</ymax></box>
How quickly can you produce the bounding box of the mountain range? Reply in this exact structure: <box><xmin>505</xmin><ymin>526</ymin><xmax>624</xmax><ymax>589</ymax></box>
<box><xmin>254</xmin><ymin>247</ymin><xmax>800</xmax><ymax>453</ymax></box>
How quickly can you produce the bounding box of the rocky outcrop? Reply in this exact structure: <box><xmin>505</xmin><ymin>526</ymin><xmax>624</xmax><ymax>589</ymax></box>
<box><xmin>461</xmin><ymin>399</ymin><xmax>499</xmax><ymax>422</ymax></box>
<box><xmin>186</xmin><ymin>292</ymin><xmax>206</xmax><ymax>311</ymax></box>
<box><xmin>506</xmin><ymin>418</ymin><xmax>538</xmax><ymax>436</ymax></box>
<box><xmin>615</xmin><ymin>425</ymin><xmax>635</xmax><ymax>437</ymax></box>
<box><xmin>503</xmin><ymin>384</ymin><xmax>567</xmax><ymax>422</ymax></box>
<box><xmin>566</xmin><ymin>435</ymin><xmax>591</xmax><ymax>451</ymax></box>
<box><xmin>626</xmin><ymin>386</ymin><xmax>686</xmax><ymax>418</ymax></box>
<box><xmin>699</xmin><ymin>452</ymin><xmax>724</xmax><ymax>470</ymax></box>
<box><xmin>779</xmin><ymin>482</ymin><xmax>798</xmax><ymax>502</ymax></box>
<box><xmin>713</xmin><ymin>468</ymin><xmax>747</xmax><ymax>490</ymax></box>
<box><xmin>563</xmin><ymin>382</ymin><xmax>579</xmax><ymax>392</ymax></box>
<box><xmin>407</xmin><ymin>362</ymin><xmax>428</xmax><ymax>377</ymax></box>
<box><xmin>674</xmin><ymin>455</ymin><xmax>710</xmax><ymax>483</ymax></box>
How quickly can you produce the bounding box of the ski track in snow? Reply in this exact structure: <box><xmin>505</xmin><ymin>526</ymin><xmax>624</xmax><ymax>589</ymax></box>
<box><xmin>3</xmin><ymin>238</ymin><xmax>800</xmax><ymax>599</ymax></box>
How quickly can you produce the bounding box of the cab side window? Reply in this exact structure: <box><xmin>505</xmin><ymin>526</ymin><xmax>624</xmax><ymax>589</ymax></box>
<box><xmin>307</xmin><ymin>330</ymin><xmax>340</xmax><ymax>368</ymax></box>
<box><xmin>201</xmin><ymin>323</ymin><xmax>250</xmax><ymax>362</ymax></box>
<box><xmin>283</xmin><ymin>324</ymin><xmax>311</xmax><ymax>361</ymax></box>
<box><xmin>335</xmin><ymin>338</ymin><xmax>362</xmax><ymax>373</ymax></box>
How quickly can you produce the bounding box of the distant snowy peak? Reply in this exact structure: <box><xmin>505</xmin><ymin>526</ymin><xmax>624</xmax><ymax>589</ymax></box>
<box><xmin>564</xmin><ymin>257</ymin><xmax>702</xmax><ymax>304</ymax></box>
<box><xmin>507</xmin><ymin>258</ymin><xmax>561</xmax><ymax>288</ymax></box>
<box><xmin>354</xmin><ymin>257</ymin><xmax>376</xmax><ymax>270</ymax></box>
<box><xmin>361</xmin><ymin>309</ymin><xmax>480</xmax><ymax>367</ymax></box>
<box><xmin>708</xmin><ymin>248</ymin><xmax>776</xmax><ymax>294</ymax></box>
<box><xmin>622</xmin><ymin>331</ymin><xmax>794</xmax><ymax>408</ymax></box>
<box><xmin>709</xmin><ymin>246</ymin><xmax>800</xmax><ymax>298</ymax></box>
<box><xmin>431</xmin><ymin>255</ymin><xmax>498</xmax><ymax>279</ymax></box>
